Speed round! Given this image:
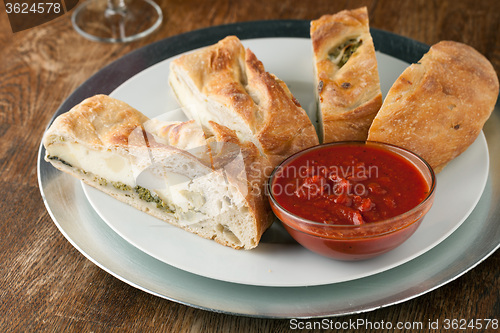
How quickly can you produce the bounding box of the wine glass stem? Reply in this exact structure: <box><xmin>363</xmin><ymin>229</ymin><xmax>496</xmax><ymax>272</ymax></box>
<box><xmin>105</xmin><ymin>0</ymin><xmax>128</xmax><ymax>40</ymax></box>
<box><xmin>107</xmin><ymin>0</ymin><xmax>127</xmax><ymax>14</ymax></box>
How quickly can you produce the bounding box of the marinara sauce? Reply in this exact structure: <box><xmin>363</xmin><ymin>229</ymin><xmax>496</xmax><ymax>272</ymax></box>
<box><xmin>271</xmin><ymin>143</ymin><xmax>430</xmax><ymax>225</ymax></box>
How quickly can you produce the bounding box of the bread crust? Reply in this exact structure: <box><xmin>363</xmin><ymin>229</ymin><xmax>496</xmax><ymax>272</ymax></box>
<box><xmin>368</xmin><ymin>41</ymin><xmax>499</xmax><ymax>173</ymax></box>
<box><xmin>43</xmin><ymin>94</ymin><xmax>150</xmax><ymax>148</ymax></box>
<box><xmin>169</xmin><ymin>36</ymin><xmax>319</xmax><ymax>166</ymax></box>
<box><xmin>311</xmin><ymin>7</ymin><xmax>382</xmax><ymax>142</ymax></box>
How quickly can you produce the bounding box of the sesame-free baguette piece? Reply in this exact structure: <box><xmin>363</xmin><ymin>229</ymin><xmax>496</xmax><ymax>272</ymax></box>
<box><xmin>311</xmin><ymin>7</ymin><xmax>382</xmax><ymax>143</ymax></box>
<box><xmin>168</xmin><ymin>36</ymin><xmax>319</xmax><ymax>167</ymax></box>
<box><xmin>368</xmin><ymin>41</ymin><xmax>499</xmax><ymax>173</ymax></box>
<box><xmin>43</xmin><ymin>94</ymin><xmax>273</xmax><ymax>249</ymax></box>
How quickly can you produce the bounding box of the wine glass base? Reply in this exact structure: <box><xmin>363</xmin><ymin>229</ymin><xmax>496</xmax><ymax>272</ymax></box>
<box><xmin>72</xmin><ymin>0</ymin><xmax>163</xmax><ymax>43</ymax></box>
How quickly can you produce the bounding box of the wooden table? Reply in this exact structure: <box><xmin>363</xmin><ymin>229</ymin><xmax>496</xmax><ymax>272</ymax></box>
<box><xmin>1</xmin><ymin>0</ymin><xmax>499</xmax><ymax>331</ymax></box>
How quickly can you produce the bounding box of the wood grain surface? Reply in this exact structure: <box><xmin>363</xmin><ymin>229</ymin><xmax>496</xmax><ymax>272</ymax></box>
<box><xmin>1</xmin><ymin>0</ymin><xmax>499</xmax><ymax>331</ymax></box>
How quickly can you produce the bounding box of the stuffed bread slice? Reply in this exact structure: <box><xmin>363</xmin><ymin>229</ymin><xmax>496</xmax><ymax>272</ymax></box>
<box><xmin>311</xmin><ymin>7</ymin><xmax>382</xmax><ymax>143</ymax></box>
<box><xmin>168</xmin><ymin>35</ymin><xmax>319</xmax><ymax>167</ymax></box>
<box><xmin>368</xmin><ymin>41</ymin><xmax>499</xmax><ymax>173</ymax></box>
<box><xmin>43</xmin><ymin>94</ymin><xmax>273</xmax><ymax>249</ymax></box>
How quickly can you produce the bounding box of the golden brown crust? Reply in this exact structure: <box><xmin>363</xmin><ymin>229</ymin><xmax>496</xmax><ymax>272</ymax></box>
<box><xmin>43</xmin><ymin>94</ymin><xmax>150</xmax><ymax>148</ymax></box>
<box><xmin>244</xmin><ymin>48</ymin><xmax>320</xmax><ymax>166</ymax></box>
<box><xmin>170</xmin><ymin>36</ymin><xmax>319</xmax><ymax>166</ymax></box>
<box><xmin>311</xmin><ymin>7</ymin><xmax>382</xmax><ymax>142</ymax></box>
<box><xmin>368</xmin><ymin>41</ymin><xmax>499</xmax><ymax>173</ymax></box>
<box><xmin>198</xmin><ymin>37</ymin><xmax>256</xmax><ymax>120</ymax></box>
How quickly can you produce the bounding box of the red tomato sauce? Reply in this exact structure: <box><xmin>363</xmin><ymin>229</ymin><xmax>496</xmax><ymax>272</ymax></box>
<box><xmin>271</xmin><ymin>144</ymin><xmax>430</xmax><ymax>225</ymax></box>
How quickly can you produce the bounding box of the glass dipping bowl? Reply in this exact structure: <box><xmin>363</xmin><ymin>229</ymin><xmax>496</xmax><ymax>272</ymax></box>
<box><xmin>268</xmin><ymin>141</ymin><xmax>436</xmax><ymax>261</ymax></box>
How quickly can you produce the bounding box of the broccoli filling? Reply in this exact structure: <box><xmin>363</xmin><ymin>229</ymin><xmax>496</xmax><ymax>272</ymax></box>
<box><xmin>134</xmin><ymin>185</ymin><xmax>158</xmax><ymax>202</ymax></box>
<box><xmin>94</xmin><ymin>176</ymin><xmax>108</xmax><ymax>186</ymax></box>
<box><xmin>112</xmin><ymin>181</ymin><xmax>132</xmax><ymax>191</ymax></box>
<box><xmin>328</xmin><ymin>38</ymin><xmax>363</xmax><ymax>68</ymax></box>
<box><xmin>134</xmin><ymin>185</ymin><xmax>174</xmax><ymax>212</ymax></box>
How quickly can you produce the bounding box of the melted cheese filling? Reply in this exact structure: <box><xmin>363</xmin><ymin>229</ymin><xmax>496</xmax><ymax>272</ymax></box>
<box><xmin>46</xmin><ymin>141</ymin><xmax>240</xmax><ymax>225</ymax></box>
<box><xmin>47</xmin><ymin>142</ymin><xmax>136</xmax><ymax>185</ymax></box>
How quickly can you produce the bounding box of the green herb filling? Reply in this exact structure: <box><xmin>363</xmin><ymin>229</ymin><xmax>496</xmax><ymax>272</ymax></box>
<box><xmin>328</xmin><ymin>38</ymin><xmax>363</xmax><ymax>68</ymax></box>
<box><xmin>134</xmin><ymin>185</ymin><xmax>174</xmax><ymax>212</ymax></box>
<box><xmin>47</xmin><ymin>155</ymin><xmax>73</xmax><ymax>168</ymax></box>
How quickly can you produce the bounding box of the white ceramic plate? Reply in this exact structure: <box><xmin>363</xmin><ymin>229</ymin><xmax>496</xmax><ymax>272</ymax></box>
<box><xmin>82</xmin><ymin>38</ymin><xmax>489</xmax><ymax>287</ymax></box>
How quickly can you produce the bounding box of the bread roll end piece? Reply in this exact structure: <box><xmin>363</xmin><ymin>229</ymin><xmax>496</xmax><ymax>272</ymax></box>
<box><xmin>168</xmin><ymin>35</ymin><xmax>319</xmax><ymax>167</ymax></box>
<box><xmin>311</xmin><ymin>7</ymin><xmax>383</xmax><ymax>143</ymax></box>
<box><xmin>368</xmin><ymin>41</ymin><xmax>499</xmax><ymax>173</ymax></box>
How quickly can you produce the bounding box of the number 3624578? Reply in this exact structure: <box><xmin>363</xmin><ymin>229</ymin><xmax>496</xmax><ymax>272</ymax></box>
<box><xmin>5</xmin><ymin>2</ymin><xmax>62</xmax><ymax>14</ymax></box>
